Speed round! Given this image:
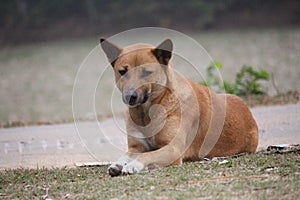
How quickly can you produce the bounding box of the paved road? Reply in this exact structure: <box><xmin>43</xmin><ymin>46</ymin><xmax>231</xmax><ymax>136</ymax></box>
<box><xmin>0</xmin><ymin>104</ymin><xmax>299</xmax><ymax>169</ymax></box>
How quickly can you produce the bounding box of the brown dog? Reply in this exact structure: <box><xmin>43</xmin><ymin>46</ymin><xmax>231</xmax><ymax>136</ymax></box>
<box><xmin>100</xmin><ymin>38</ymin><xmax>258</xmax><ymax>176</ymax></box>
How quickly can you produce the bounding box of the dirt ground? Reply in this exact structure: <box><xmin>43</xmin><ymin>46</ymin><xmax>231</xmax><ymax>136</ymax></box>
<box><xmin>0</xmin><ymin>103</ymin><xmax>299</xmax><ymax>169</ymax></box>
<box><xmin>0</xmin><ymin>28</ymin><xmax>299</xmax><ymax>124</ymax></box>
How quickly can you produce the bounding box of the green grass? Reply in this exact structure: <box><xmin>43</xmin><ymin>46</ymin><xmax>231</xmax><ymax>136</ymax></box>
<box><xmin>1</xmin><ymin>152</ymin><xmax>299</xmax><ymax>199</ymax></box>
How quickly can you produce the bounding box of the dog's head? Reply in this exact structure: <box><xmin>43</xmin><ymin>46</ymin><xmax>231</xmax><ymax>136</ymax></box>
<box><xmin>100</xmin><ymin>38</ymin><xmax>173</xmax><ymax>107</ymax></box>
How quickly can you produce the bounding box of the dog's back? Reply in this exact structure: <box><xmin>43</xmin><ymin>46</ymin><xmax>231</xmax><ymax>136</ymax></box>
<box><xmin>184</xmin><ymin>82</ymin><xmax>258</xmax><ymax>160</ymax></box>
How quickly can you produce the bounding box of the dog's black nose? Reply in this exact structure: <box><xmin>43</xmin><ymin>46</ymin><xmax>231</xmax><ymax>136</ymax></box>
<box><xmin>125</xmin><ymin>90</ymin><xmax>138</xmax><ymax>106</ymax></box>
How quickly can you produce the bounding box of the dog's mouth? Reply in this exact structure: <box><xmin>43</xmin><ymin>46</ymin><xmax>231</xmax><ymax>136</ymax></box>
<box><xmin>123</xmin><ymin>89</ymin><xmax>149</xmax><ymax>107</ymax></box>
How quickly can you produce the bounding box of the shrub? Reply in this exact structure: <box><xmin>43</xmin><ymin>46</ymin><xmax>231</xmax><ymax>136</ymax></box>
<box><xmin>200</xmin><ymin>62</ymin><xmax>270</xmax><ymax>96</ymax></box>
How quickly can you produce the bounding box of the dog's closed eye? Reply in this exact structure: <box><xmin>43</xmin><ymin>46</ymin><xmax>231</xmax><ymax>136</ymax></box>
<box><xmin>141</xmin><ymin>69</ymin><xmax>152</xmax><ymax>78</ymax></box>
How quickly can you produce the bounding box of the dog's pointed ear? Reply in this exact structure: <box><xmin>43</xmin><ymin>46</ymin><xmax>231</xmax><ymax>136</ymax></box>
<box><xmin>100</xmin><ymin>38</ymin><xmax>122</xmax><ymax>67</ymax></box>
<box><xmin>152</xmin><ymin>39</ymin><xmax>173</xmax><ymax>66</ymax></box>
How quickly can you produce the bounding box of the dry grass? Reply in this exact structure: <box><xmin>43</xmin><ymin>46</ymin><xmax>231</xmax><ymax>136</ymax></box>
<box><xmin>0</xmin><ymin>28</ymin><xmax>299</xmax><ymax>125</ymax></box>
<box><xmin>0</xmin><ymin>151</ymin><xmax>299</xmax><ymax>199</ymax></box>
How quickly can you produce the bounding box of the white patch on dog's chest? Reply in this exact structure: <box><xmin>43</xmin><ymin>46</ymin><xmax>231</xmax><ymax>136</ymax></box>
<box><xmin>134</xmin><ymin>133</ymin><xmax>158</xmax><ymax>151</ymax></box>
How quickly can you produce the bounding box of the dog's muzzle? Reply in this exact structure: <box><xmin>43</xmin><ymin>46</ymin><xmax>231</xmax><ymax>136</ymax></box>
<box><xmin>123</xmin><ymin>89</ymin><xmax>149</xmax><ymax>106</ymax></box>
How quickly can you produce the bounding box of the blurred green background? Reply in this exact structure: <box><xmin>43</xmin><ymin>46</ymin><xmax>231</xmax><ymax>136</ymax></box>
<box><xmin>0</xmin><ymin>0</ymin><xmax>299</xmax><ymax>125</ymax></box>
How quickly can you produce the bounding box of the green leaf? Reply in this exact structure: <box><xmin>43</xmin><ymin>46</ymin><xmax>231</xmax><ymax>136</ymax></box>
<box><xmin>223</xmin><ymin>81</ymin><xmax>236</xmax><ymax>94</ymax></box>
<box><xmin>257</xmin><ymin>70</ymin><xmax>269</xmax><ymax>79</ymax></box>
<box><xmin>212</xmin><ymin>61</ymin><xmax>223</xmax><ymax>69</ymax></box>
<box><xmin>200</xmin><ymin>81</ymin><xmax>208</xmax><ymax>86</ymax></box>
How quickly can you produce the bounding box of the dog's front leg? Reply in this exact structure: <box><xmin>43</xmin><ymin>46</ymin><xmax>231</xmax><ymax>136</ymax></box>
<box><xmin>108</xmin><ymin>134</ymin><xmax>148</xmax><ymax>176</ymax></box>
<box><xmin>121</xmin><ymin>138</ymin><xmax>186</xmax><ymax>175</ymax></box>
<box><xmin>108</xmin><ymin>154</ymin><xmax>134</xmax><ymax>177</ymax></box>
<box><xmin>120</xmin><ymin>97</ymin><xmax>199</xmax><ymax>175</ymax></box>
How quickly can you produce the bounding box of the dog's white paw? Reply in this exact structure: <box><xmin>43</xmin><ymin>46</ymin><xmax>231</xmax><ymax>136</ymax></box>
<box><xmin>108</xmin><ymin>155</ymin><xmax>134</xmax><ymax>177</ymax></box>
<box><xmin>122</xmin><ymin>160</ymin><xmax>144</xmax><ymax>175</ymax></box>
<box><xmin>108</xmin><ymin>163</ymin><xmax>123</xmax><ymax>177</ymax></box>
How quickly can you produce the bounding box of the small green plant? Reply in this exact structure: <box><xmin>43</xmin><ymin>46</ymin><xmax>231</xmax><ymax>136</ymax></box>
<box><xmin>235</xmin><ymin>65</ymin><xmax>270</xmax><ymax>95</ymax></box>
<box><xmin>200</xmin><ymin>62</ymin><xmax>270</xmax><ymax>96</ymax></box>
<box><xmin>200</xmin><ymin>61</ymin><xmax>223</xmax><ymax>91</ymax></box>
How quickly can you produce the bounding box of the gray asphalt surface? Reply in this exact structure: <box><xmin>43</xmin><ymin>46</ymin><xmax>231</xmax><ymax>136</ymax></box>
<box><xmin>0</xmin><ymin>104</ymin><xmax>299</xmax><ymax>169</ymax></box>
